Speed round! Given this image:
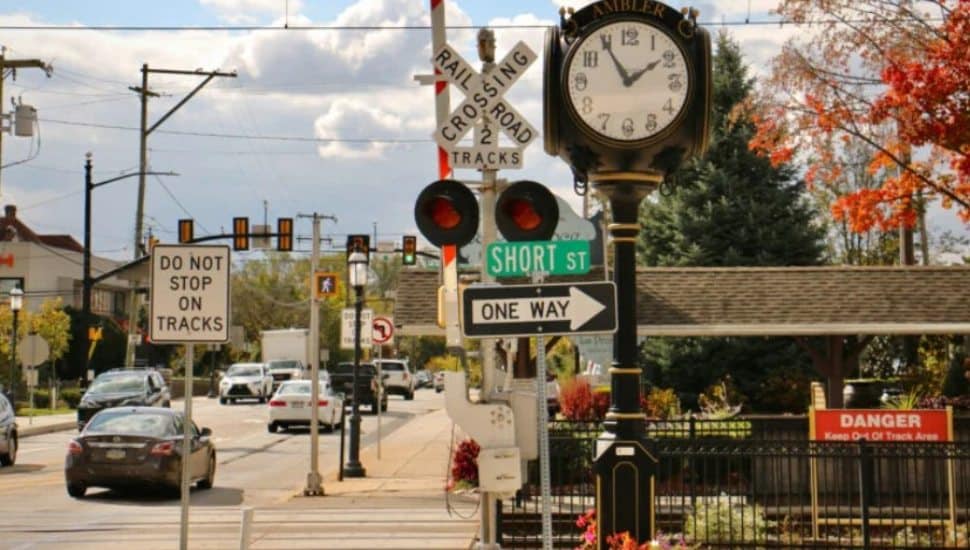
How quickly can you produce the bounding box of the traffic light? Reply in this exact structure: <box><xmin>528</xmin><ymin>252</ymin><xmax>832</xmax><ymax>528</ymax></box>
<box><xmin>495</xmin><ymin>180</ymin><xmax>559</xmax><ymax>242</ymax></box>
<box><xmin>233</xmin><ymin>217</ymin><xmax>249</xmax><ymax>251</ymax></box>
<box><xmin>277</xmin><ymin>217</ymin><xmax>293</xmax><ymax>251</ymax></box>
<box><xmin>346</xmin><ymin>234</ymin><xmax>370</xmax><ymax>261</ymax></box>
<box><xmin>414</xmin><ymin>179</ymin><xmax>479</xmax><ymax>247</ymax></box>
<box><xmin>178</xmin><ymin>219</ymin><xmax>193</xmax><ymax>243</ymax></box>
<box><xmin>402</xmin><ymin>235</ymin><xmax>417</xmax><ymax>265</ymax></box>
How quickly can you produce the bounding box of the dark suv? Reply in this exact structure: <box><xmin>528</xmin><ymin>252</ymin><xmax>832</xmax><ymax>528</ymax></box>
<box><xmin>329</xmin><ymin>363</ymin><xmax>387</xmax><ymax>414</ymax></box>
<box><xmin>77</xmin><ymin>369</ymin><xmax>171</xmax><ymax>431</ymax></box>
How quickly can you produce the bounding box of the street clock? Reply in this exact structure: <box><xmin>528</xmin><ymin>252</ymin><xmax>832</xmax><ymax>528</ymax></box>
<box><xmin>545</xmin><ymin>1</ymin><xmax>712</xmax><ymax>182</ymax></box>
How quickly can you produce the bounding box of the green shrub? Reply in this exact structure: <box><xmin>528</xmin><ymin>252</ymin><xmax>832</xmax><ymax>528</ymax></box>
<box><xmin>891</xmin><ymin>527</ymin><xmax>933</xmax><ymax>547</ymax></box>
<box><xmin>31</xmin><ymin>389</ymin><xmax>51</xmax><ymax>408</ymax></box>
<box><xmin>60</xmin><ymin>388</ymin><xmax>83</xmax><ymax>408</ymax></box>
<box><xmin>685</xmin><ymin>497</ymin><xmax>771</xmax><ymax>545</ymax></box>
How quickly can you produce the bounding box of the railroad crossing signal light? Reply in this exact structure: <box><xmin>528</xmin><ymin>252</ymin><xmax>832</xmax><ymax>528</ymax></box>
<box><xmin>495</xmin><ymin>180</ymin><xmax>559</xmax><ymax>242</ymax></box>
<box><xmin>233</xmin><ymin>217</ymin><xmax>249</xmax><ymax>251</ymax></box>
<box><xmin>277</xmin><ymin>217</ymin><xmax>293</xmax><ymax>251</ymax></box>
<box><xmin>402</xmin><ymin>235</ymin><xmax>417</xmax><ymax>265</ymax></box>
<box><xmin>178</xmin><ymin>219</ymin><xmax>194</xmax><ymax>243</ymax></box>
<box><xmin>414</xmin><ymin>179</ymin><xmax>479</xmax><ymax>247</ymax></box>
<box><xmin>346</xmin><ymin>234</ymin><xmax>370</xmax><ymax>261</ymax></box>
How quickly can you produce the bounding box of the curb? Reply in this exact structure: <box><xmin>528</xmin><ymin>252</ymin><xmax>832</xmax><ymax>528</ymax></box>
<box><xmin>19</xmin><ymin>421</ymin><xmax>76</xmax><ymax>438</ymax></box>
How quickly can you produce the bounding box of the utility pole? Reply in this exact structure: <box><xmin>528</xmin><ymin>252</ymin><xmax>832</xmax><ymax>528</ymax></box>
<box><xmin>0</xmin><ymin>47</ymin><xmax>51</xmax><ymax>194</ymax></box>
<box><xmin>124</xmin><ymin>64</ymin><xmax>236</xmax><ymax>367</ymax></box>
<box><xmin>298</xmin><ymin>211</ymin><xmax>337</xmax><ymax>496</ymax></box>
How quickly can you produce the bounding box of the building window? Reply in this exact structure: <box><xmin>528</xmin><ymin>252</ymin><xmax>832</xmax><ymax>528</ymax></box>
<box><xmin>0</xmin><ymin>277</ymin><xmax>24</xmax><ymax>297</ymax></box>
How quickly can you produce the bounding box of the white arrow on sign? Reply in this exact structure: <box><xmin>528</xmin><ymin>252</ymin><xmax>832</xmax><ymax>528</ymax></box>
<box><xmin>431</xmin><ymin>41</ymin><xmax>538</xmax><ymax>151</ymax></box>
<box><xmin>471</xmin><ymin>286</ymin><xmax>606</xmax><ymax>331</ymax></box>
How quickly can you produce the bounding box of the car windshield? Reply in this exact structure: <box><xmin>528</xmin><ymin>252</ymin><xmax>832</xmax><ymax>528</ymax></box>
<box><xmin>228</xmin><ymin>365</ymin><xmax>262</xmax><ymax>377</ymax></box>
<box><xmin>278</xmin><ymin>383</ymin><xmax>312</xmax><ymax>395</ymax></box>
<box><xmin>333</xmin><ymin>364</ymin><xmax>375</xmax><ymax>376</ymax></box>
<box><xmin>268</xmin><ymin>360</ymin><xmax>300</xmax><ymax>371</ymax></box>
<box><xmin>87</xmin><ymin>374</ymin><xmax>146</xmax><ymax>394</ymax></box>
<box><xmin>85</xmin><ymin>411</ymin><xmax>175</xmax><ymax>436</ymax></box>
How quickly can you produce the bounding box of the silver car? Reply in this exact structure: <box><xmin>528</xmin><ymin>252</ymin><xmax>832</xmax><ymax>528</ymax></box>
<box><xmin>219</xmin><ymin>363</ymin><xmax>274</xmax><ymax>404</ymax></box>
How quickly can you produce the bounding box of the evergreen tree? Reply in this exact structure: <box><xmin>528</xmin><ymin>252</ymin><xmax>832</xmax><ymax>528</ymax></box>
<box><xmin>637</xmin><ymin>32</ymin><xmax>826</xmax><ymax>412</ymax></box>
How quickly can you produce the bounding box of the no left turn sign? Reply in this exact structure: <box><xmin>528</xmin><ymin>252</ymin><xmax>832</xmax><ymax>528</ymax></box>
<box><xmin>372</xmin><ymin>316</ymin><xmax>394</xmax><ymax>345</ymax></box>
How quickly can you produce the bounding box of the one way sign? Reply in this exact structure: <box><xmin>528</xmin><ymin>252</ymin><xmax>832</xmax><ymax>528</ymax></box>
<box><xmin>461</xmin><ymin>282</ymin><xmax>616</xmax><ymax>338</ymax></box>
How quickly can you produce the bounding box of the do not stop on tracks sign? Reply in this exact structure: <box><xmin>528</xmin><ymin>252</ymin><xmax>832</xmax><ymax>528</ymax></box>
<box><xmin>150</xmin><ymin>244</ymin><xmax>231</xmax><ymax>344</ymax></box>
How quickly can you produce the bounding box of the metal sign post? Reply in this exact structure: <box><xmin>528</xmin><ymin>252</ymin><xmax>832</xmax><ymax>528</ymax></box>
<box><xmin>372</xmin><ymin>316</ymin><xmax>393</xmax><ymax>461</ymax></box>
<box><xmin>149</xmin><ymin>244</ymin><xmax>230</xmax><ymax>550</ymax></box>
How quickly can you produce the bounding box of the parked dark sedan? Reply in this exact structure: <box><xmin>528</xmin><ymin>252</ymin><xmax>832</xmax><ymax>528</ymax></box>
<box><xmin>65</xmin><ymin>407</ymin><xmax>215</xmax><ymax>498</ymax></box>
<box><xmin>0</xmin><ymin>393</ymin><xmax>17</xmax><ymax>467</ymax></box>
<box><xmin>77</xmin><ymin>369</ymin><xmax>171</xmax><ymax>431</ymax></box>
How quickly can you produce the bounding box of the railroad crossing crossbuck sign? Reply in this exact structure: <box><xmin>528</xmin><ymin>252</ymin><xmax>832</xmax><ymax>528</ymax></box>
<box><xmin>461</xmin><ymin>282</ymin><xmax>617</xmax><ymax>338</ymax></box>
<box><xmin>432</xmin><ymin>41</ymin><xmax>538</xmax><ymax>170</ymax></box>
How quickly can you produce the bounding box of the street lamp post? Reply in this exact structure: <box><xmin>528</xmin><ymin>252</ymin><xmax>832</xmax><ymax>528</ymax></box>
<box><xmin>9</xmin><ymin>286</ymin><xmax>23</xmax><ymax>405</ymax></box>
<box><xmin>344</xmin><ymin>250</ymin><xmax>368</xmax><ymax>478</ymax></box>
<box><xmin>83</xmin><ymin>154</ymin><xmax>175</xmax><ymax>377</ymax></box>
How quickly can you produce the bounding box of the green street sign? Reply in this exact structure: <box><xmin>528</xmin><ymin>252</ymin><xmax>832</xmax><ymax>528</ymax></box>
<box><xmin>486</xmin><ymin>240</ymin><xmax>591</xmax><ymax>278</ymax></box>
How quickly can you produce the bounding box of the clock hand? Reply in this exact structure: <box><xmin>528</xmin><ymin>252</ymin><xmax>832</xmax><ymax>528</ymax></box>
<box><xmin>599</xmin><ymin>34</ymin><xmax>631</xmax><ymax>82</ymax></box>
<box><xmin>623</xmin><ymin>59</ymin><xmax>662</xmax><ymax>87</ymax></box>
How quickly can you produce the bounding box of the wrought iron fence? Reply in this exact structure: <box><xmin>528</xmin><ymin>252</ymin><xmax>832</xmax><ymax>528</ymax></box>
<box><xmin>497</xmin><ymin>416</ymin><xmax>970</xmax><ymax>549</ymax></box>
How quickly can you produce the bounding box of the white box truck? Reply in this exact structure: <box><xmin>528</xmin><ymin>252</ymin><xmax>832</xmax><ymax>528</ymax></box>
<box><xmin>261</xmin><ymin>328</ymin><xmax>310</xmax><ymax>388</ymax></box>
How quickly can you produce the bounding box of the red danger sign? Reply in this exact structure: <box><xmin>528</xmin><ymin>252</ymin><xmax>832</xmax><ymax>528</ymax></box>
<box><xmin>812</xmin><ymin>409</ymin><xmax>951</xmax><ymax>442</ymax></box>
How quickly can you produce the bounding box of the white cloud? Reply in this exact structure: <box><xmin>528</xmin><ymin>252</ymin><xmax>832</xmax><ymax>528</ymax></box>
<box><xmin>201</xmin><ymin>0</ymin><xmax>304</xmax><ymax>24</ymax></box>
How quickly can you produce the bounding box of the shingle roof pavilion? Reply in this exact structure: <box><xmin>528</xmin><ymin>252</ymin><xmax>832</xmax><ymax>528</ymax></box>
<box><xmin>396</xmin><ymin>266</ymin><xmax>970</xmax><ymax>337</ymax></box>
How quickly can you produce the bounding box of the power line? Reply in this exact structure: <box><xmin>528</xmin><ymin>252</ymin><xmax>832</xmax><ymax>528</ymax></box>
<box><xmin>0</xmin><ymin>17</ymin><xmax>944</xmax><ymax>32</ymax></box>
<box><xmin>42</xmin><ymin>117</ymin><xmax>433</xmax><ymax>143</ymax></box>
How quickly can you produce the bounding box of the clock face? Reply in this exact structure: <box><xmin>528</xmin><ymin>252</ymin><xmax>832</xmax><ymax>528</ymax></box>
<box><xmin>564</xmin><ymin>20</ymin><xmax>691</xmax><ymax>143</ymax></box>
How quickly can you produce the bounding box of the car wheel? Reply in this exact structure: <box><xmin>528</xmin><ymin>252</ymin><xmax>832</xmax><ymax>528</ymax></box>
<box><xmin>435</xmin><ymin>387</ymin><xmax>443</xmax><ymax>393</ymax></box>
<box><xmin>219</xmin><ymin>397</ymin><xmax>227</xmax><ymax>405</ymax></box>
<box><xmin>162</xmin><ymin>401</ymin><xmax>171</xmax><ymax>408</ymax></box>
<box><xmin>0</xmin><ymin>434</ymin><xmax>16</xmax><ymax>466</ymax></box>
<box><xmin>197</xmin><ymin>453</ymin><xmax>216</xmax><ymax>490</ymax></box>
<box><xmin>381</xmin><ymin>400</ymin><xmax>388</xmax><ymax>413</ymax></box>
<box><xmin>267</xmin><ymin>422</ymin><xmax>278</xmax><ymax>433</ymax></box>
<box><xmin>405</xmin><ymin>391</ymin><xmax>414</xmax><ymax>401</ymax></box>
<box><xmin>66</xmin><ymin>481</ymin><xmax>86</xmax><ymax>498</ymax></box>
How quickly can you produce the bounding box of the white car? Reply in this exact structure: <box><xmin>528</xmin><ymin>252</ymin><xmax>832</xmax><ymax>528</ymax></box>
<box><xmin>219</xmin><ymin>363</ymin><xmax>274</xmax><ymax>404</ymax></box>
<box><xmin>267</xmin><ymin>380</ymin><xmax>344</xmax><ymax>433</ymax></box>
<box><xmin>375</xmin><ymin>359</ymin><xmax>415</xmax><ymax>400</ymax></box>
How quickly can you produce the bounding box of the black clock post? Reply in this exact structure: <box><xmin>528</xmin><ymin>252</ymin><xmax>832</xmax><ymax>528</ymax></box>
<box><xmin>544</xmin><ymin>2</ymin><xmax>712</xmax><ymax>546</ymax></box>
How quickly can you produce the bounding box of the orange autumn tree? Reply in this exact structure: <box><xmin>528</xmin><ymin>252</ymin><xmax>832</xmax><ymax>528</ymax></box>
<box><xmin>750</xmin><ymin>0</ymin><xmax>970</xmax><ymax>233</ymax></box>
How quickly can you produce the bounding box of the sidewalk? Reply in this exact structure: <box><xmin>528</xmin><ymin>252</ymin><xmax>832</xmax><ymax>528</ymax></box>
<box><xmin>15</xmin><ymin>410</ymin><xmax>76</xmax><ymax>437</ymax></box>
<box><xmin>251</xmin><ymin>407</ymin><xmax>481</xmax><ymax>549</ymax></box>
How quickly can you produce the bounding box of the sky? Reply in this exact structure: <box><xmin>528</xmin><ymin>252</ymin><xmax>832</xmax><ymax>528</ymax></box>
<box><xmin>0</xmin><ymin>0</ymin><xmax>966</xmax><ymax>265</ymax></box>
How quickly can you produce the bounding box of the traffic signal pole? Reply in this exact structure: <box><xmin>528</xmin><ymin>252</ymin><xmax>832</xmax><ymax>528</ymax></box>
<box><xmin>303</xmin><ymin>212</ymin><xmax>324</xmax><ymax>495</ymax></box>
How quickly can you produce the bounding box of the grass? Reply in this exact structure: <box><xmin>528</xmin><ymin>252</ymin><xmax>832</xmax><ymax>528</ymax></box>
<box><xmin>16</xmin><ymin>407</ymin><xmax>74</xmax><ymax>417</ymax></box>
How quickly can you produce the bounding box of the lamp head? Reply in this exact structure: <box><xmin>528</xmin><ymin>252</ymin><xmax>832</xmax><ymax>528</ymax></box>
<box><xmin>9</xmin><ymin>287</ymin><xmax>23</xmax><ymax>312</ymax></box>
<box><xmin>348</xmin><ymin>251</ymin><xmax>368</xmax><ymax>288</ymax></box>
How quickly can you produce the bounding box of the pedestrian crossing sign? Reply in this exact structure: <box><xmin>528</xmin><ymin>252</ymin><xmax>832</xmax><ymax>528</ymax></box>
<box><xmin>315</xmin><ymin>272</ymin><xmax>339</xmax><ymax>298</ymax></box>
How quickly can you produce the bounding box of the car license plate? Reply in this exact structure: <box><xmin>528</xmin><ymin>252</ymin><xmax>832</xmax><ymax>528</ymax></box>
<box><xmin>105</xmin><ymin>449</ymin><xmax>126</xmax><ymax>460</ymax></box>
<box><xmin>292</xmin><ymin>401</ymin><xmax>305</xmax><ymax>408</ymax></box>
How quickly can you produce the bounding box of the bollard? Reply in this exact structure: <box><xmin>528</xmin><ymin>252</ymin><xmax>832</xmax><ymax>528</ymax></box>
<box><xmin>338</xmin><ymin>410</ymin><xmax>347</xmax><ymax>481</ymax></box>
<box><xmin>239</xmin><ymin>507</ymin><xmax>254</xmax><ymax>550</ymax></box>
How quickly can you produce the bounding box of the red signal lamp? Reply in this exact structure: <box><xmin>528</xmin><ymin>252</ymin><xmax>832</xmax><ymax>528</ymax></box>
<box><xmin>414</xmin><ymin>179</ymin><xmax>479</xmax><ymax>247</ymax></box>
<box><xmin>495</xmin><ymin>180</ymin><xmax>559</xmax><ymax>242</ymax></box>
